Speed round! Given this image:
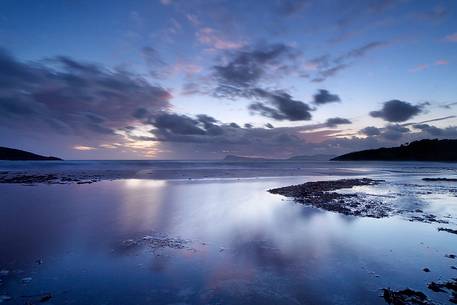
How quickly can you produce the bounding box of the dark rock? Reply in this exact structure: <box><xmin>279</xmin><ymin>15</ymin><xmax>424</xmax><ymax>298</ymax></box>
<box><xmin>39</xmin><ymin>294</ymin><xmax>52</xmax><ymax>302</ymax></box>
<box><xmin>438</xmin><ymin>227</ymin><xmax>457</xmax><ymax>235</ymax></box>
<box><xmin>382</xmin><ymin>288</ymin><xmax>432</xmax><ymax>305</ymax></box>
<box><xmin>423</xmin><ymin>268</ymin><xmax>430</xmax><ymax>272</ymax></box>
<box><xmin>269</xmin><ymin>178</ymin><xmax>392</xmax><ymax>218</ymax></box>
<box><xmin>428</xmin><ymin>282</ymin><xmax>445</xmax><ymax>292</ymax></box>
<box><xmin>427</xmin><ymin>279</ymin><xmax>457</xmax><ymax>303</ymax></box>
<box><xmin>423</xmin><ymin>178</ymin><xmax>457</xmax><ymax>182</ymax></box>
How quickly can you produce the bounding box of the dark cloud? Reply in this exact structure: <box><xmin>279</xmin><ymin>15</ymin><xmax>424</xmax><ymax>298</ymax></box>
<box><xmin>308</xmin><ymin>41</ymin><xmax>386</xmax><ymax>82</ymax></box>
<box><xmin>336</xmin><ymin>41</ymin><xmax>386</xmax><ymax>62</ymax></box>
<box><xmin>413</xmin><ymin>124</ymin><xmax>442</xmax><ymax>136</ymax></box>
<box><xmin>249</xmin><ymin>89</ymin><xmax>312</xmax><ymax>121</ymax></box>
<box><xmin>442</xmin><ymin>102</ymin><xmax>457</xmax><ymax>109</ymax></box>
<box><xmin>142</xmin><ymin>47</ymin><xmax>167</xmax><ymax>78</ymax></box>
<box><xmin>277</xmin><ymin>0</ymin><xmax>310</xmax><ymax>16</ymax></box>
<box><xmin>370</xmin><ymin>100</ymin><xmax>425</xmax><ymax>122</ymax></box>
<box><xmin>137</xmin><ymin>111</ymin><xmax>330</xmax><ymax>158</ymax></box>
<box><xmin>360</xmin><ymin>126</ymin><xmax>381</xmax><ymax>136</ymax></box>
<box><xmin>313</xmin><ymin>89</ymin><xmax>341</xmax><ymax>105</ymax></box>
<box><xmin>325</xmin><ymin>117</ymin><xmax>351</xmax><ymax>128</ymax></box>
<box><xmin>413</xmin><ymin>124</ymin><xmax>457</xmax><ymax>137</ymax></box>
<box><xmin>381</xmin><ymin>124</ymin><xmax>410</xmax><ymax>140</ymax></box>
<box><xmin>212</xmin><ymin>43</ymin><xmax>301</xmax><ymax>99</ymax></box>
<box><xmin>360</xmin><ymin>124</ymin><xmax>410</xmax><ymax>141</ymax></box>
<box><xmin>0</xmin><ymin>47</ymin><xmax>171</xmax><ymax>140</ymax></box>
<box><xmin>414</xmin><ymin>5</ymin><xmax>448</xmax><ymax>21</ymax></box>
<box><xmin>213</xmin><ymin>43</ymin><xmax>293</xmax><ymax>88</ymax></box>
<box><xmin>154</xmin><ymin>113</ymin><xmax>207</xmax><ymax>136</ymax></box>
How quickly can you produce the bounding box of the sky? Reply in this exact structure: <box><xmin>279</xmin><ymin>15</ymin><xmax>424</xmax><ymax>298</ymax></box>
<box><xmin>0</xmin><ymin>0</ymin><xmax>456</xmax><ymax>160</ymax></box>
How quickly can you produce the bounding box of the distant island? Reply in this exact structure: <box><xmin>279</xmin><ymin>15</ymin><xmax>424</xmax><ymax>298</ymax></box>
<box><xmin>223</xmin><ymin>154</ymin><xmax>335</xmax><ymax>162</ymax></box>
<box><xmin>0</xmin><ymin>146</ymin><xmax>62</xmax><ymax>161</ymax></box>
<box><xmin>332</xmin><ymin>139</ymin><xmax>457</xmax><ymax>162</ymax></box>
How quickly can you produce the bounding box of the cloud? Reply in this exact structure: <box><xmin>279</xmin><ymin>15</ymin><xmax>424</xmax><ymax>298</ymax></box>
<box><xmin>154</xmin><ymin>113</ymin><xmax>207</xmax><ymax>136</ymax></box>
<box><xmin>277</xmin><ymin>0</ymin><xmax>310</xmax><ymax>16</ymax></box>
<box><xmin>126</xmin><ymin>111</ymin><xmax>455</xmax><ymax>159</ymax></box>
<box><xmin>409</xmin><ymin>64</ymin><xmax>428</xmax><ymax>73</ymax></box>
<box><xmin>196</xmin><ymin>27</ymin><xmax>244</xmax><ymax>50</ymax></box>
<box><xmin>445</xmin><ymin>32</ymin><xmax>457</xmax><ymax>42</ymax></box>
<box><xmin>325</xmin><ymin>117</ymin><xmax>351</xmax><ymax>128</ymax></box>
<box><xmin>309</xmin><ymin>41</ymin><xmax>387</xmax><ymax>82</ymax></box>
<box><xmin>336</xmin><ymin>41</ymin><xmax>386</xmax><ymax>61</ymax></box>
<box><xmin>313</xmin><ymin>89</ymin><xmax>341</xmax><ymax>105</ymax></box>
<box><xmin>142</xmin><ymin>47</ymin><xmax>167</xmax><ymax>78</ymax></box>
<box><xmin>213</xmin><ymin>43</ymin><xmax>297</xmax><ymax>90</ymax></box>
<box><xmin>435</xmin><ymin>59</ymin><xmax>448</xmax><ymax>65</ymax></box>
<box><xmin>409</xmin><ymin>60</ymin><xmax>448</xmax><ymax>73</ymax></box>
<box><xmin>360</xmin><ymin>126</ymin><xmax>381</xmax><ymax>136</ymax></box>
<box><xmin>0</xmin><ymin>47</ymin><xmax>171</xmax><ymax>141</ymax></box>
<box><xmin>370</xmin><ymin>100</ymin><xmax>425</xmax><ymax>122</ymax></box>
<box><xmin>160</xmin><ymin>0</ymin><xmax>173</xmax><ymax>5</ymax></box>
<box><xmin>413</xmin><ymin>124</ymin><xmax>457</xmax><ymax>137</ymax></box>
<box><xmin>133</xmin><ymin>111</ymin><xmax>343</xmax><ymax>158</ymax></box>
<box><xmin>73</xmin><ymin>145</ymin><xmax>97</xmax><ymax>151</ymax></box>
<box><xmin>361</xmin><ymin>124</ymin><xmax>410</xmax><ymax>140</ymax></box>
<box><xmin>441</xmin><ymin>102</ymin><xmax>457</xmax><ymax>109</ymax></box>
<box><xmin>414</xmin><ymin>5</ymin><xmax>448</xmax><ymax>21</ymax></box>
<box><xmin>381</xmin><ymin>124</ymin><xmax>410</xmax><ymax>140</ymax></box>
<box><xmin>248</xmin><ymin>89</ymin><xmax>313</xmax><ymax>121</ymax></box>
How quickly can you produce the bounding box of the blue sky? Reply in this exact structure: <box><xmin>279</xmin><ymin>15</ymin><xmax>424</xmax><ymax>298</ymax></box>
<box><xmin>0</xmin><ymin>0</ymin><xmax>456</xmax><ymax>159</ymax></box>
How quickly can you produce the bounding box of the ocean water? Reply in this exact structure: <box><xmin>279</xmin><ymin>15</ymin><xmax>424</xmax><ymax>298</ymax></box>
<box><xmin>1</xmin><ymin>161</ymin><xmax>457</xmax><ymax>304</ymax></box>
<box><xmin>1</xmin><ymin>159</ymin><xmax>457</xmax><ymax>179</ymax></box>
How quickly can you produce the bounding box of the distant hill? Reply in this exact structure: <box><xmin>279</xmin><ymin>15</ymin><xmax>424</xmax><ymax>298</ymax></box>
<box><xmin>0</xmin><ymin>147</ymin><xmax>62</xmax><ymax>161</ymax></box>
<box><xmin>223</xmin><ymin>155</ymin><xmax>273</xmax><ymax>162</ymax></box>
<box><xmin>332</xmin><ymin>139</ymin><xmax>457</xmax><ymax>162</ymax></box>
<box><xmin>223</xmin><ymin>154</ymin><xmax>335</xmax><ymax>162</ymax></box>
<box><xmin>288</xmin><ymin>154</ymin><xmax>335</xmax><ymax>161</ymax></box>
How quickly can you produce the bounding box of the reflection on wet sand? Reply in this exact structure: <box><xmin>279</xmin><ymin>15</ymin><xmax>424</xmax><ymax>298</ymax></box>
<box><xmin>1</xmin><ymin>172</ymin><xmax>457</xmax><ymax>304</ymax></box>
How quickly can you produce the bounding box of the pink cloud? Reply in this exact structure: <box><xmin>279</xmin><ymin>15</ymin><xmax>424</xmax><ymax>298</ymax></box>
<box><xmin>196</xmin><ymin>27</ymin><xmax>243</xmax><ymax>50</ymax></box>
<box><xmin>169</xmin><ymin>62</ymin><xmax>202</xmax><ymax>76</ymax></box>
<box><xmin>186</xmin><ymin>14</ymin><xmax>200</xmax><ymax>27</ymax></box>
<box><xmin>435</xmin><ymin>59</ymin><xmax>449</xmax><ymax>65</ymax></box>
<box><xmin>409</xmin><ymin>64</ymin><xmax>428</xmax><ymax>73</ymax></box>
<box><xmin>445</xmin><ymin>32</ymin><xmax>457</xmax><ymax>42</ymax></box>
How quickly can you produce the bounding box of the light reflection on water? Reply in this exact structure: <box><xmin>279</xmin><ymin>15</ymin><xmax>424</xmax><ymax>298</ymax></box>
<box><xmin>0</xmin><ymin>175</ymin><xmax>457</xmax><ymax>304</ymax></box>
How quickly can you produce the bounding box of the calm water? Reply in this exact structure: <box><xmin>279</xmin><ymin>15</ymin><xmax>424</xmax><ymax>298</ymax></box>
<box><xmin>1</xmin><ymin>162</ymin><xmax>457</xmax><ymax>304</ymax></box>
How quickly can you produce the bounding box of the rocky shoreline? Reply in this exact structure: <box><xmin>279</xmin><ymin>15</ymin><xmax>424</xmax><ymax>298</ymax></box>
<box><xmin>268</xmin><ymin>178</ymin><xmax>456</xmax><ymax>224</ymax></box>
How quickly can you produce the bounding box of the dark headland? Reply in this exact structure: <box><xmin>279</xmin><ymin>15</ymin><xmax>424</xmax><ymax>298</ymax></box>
<box><xmin>332</xmin><ymin>139</ymin><xmax>457</xmax><ymax>162</ymax></box>
<box><xmin>0</xmin><ymin>146</ymin><xmax>62</xmax><ymax>161</ymax></box>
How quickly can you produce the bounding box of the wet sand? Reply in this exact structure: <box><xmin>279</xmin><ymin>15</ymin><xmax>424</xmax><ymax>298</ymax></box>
<box><xmin>1</xmin><ymin>162</ymin><xmax>457</xmax><ymax>304</ymax></box>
